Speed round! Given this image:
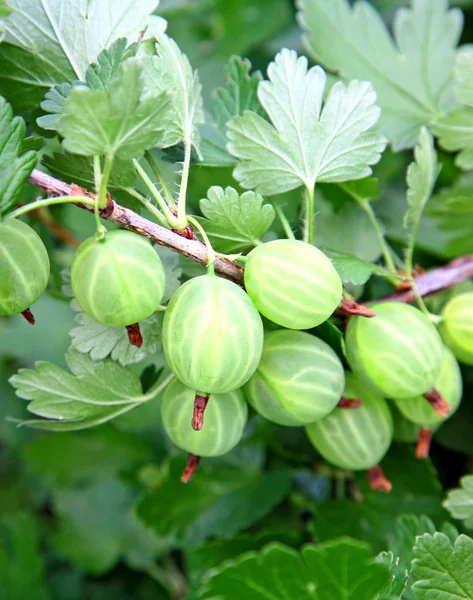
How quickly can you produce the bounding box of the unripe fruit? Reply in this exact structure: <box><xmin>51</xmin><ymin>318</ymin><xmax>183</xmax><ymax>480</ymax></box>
<box><xmin>393</xmin><ymin>346</ymin><xmax>462</xmax><ymax>428</ymax></box>
<box><xmin>440</xmin><ymin>292</ymin><xmax>473</xmax><ymax>365</ymax></box>
<box><xmin>306</xmin><ymin>373</ymin><xmax>393</xmax><ymax>470</ymax></box>
<box><xmin>345</xmin><ymin>302</ymin><xmax>443</xmax><ymax>399</ymax></box>
<box><xmin>162</xmin><ymin>275</ymin><xmax>264</xmax><ymax>393</ymax></box>
<box><xmin>244</xmin><ymin>239</ymin><xmax>343</xmax><ymax>330</ymax></box>
<box><xmin>71</xmin><ymin>230</ymin><xmax>165</xmax><ymax>328</ymax></box>
<box><xmin>161</xmin><ymin>378</ymin><xmax>247</xmax><ymax>456</ymax></box>
<box><xmin>244</xmin><ymin>330</ymin><xmax>345</xmax><ymax>426</ymax></box>
<box><xmin>0</xmin><ymin>219</ymin><xmax>50</xmax><ymax>315</ymax></box>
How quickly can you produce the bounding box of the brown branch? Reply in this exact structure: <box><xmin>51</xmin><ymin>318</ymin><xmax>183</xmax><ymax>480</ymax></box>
<box><xmin>27</xmin><ymin>169</ymin><xmax>244</xmax><ymax>284</ymax></box>
<box><xmin>27</xmin><ymin>169</ymin><xmax>473</xmax><ymax>299</ymax></box>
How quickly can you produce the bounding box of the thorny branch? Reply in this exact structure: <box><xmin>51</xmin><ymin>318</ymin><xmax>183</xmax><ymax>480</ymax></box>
<box><xmin>28</xmin><ymin>169</ymin><xmax>473</xmax><ymax>301</ymax></box>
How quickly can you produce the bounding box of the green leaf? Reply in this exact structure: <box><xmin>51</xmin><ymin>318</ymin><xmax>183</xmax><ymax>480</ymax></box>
<box><xmin>443</xmin><ymin>475</ymin><xmax>473</xmax><ymax>530</ymax></box>
<box><xmin>412</xmin><ymin>533</ymin><xmax>473</xmax><ymax>599</ymax></box>
<box><xmin>434</xmin><ymin>47</ymin><xmax>473</xmax><ymax>170</ymax></box>
<box><xmin>197</xmin><ymin>186</ymin><xmax>275</xmax><ymax>253</ymax></box>
<box><xmin>0</xmin><ymin>512</ymin><xmax>50</xmax><ymax>600</ymax></box>
<box><xmin>0</xmin><ymin>0</ymin><xmax>12</xmax><ymax>18</ymax></box>
<box><xmin>374</xmin><ymin>552</ymin><xmax>409</xmax><ymax>600</ymax></box>
<box><xmin>57</xmin><ymin>60</ymin><xmax>172</xmax><ymax>160</ymax></box>
<box><xmin>298</xmin><ymin>0</ymin><xmax>463</xmax><ymax>151</ymax></box>
<box><xmin>51</xmin><ymin>476</ymin><xmax>160</xmax><ymax>575</ymax></box>
<box><xmin>143</xmin><ymin>32</ymin><xmax>204</xmax><ymax>152</ymax></box>
<box><xmin>0</xmin><ymin>0</ymin><xmax>163</xmax><ymax>112</ymax></box>
<box><xmin>0</xmin><ymin>96</ymin><xmax>37</xmax><ymax>215</ymax></box>
<box><xmin>200</xmin><ymin>56</ymin><xmax>265</xmax><ymax>166</ymax></box>
<box><xmin>227</xmin><ymin>49</ymin><xmax>386</xmax><ymax>196</ymax></box>
<box><xmin>155</xmin><ymin>245</ymin><xmax>184</xmax><ymax>303</ymax></box>
<box><xmin>198</xmin><ymin>539</ymin><xmax>390</xmax><ymax>600</ymax></box>
<box><xmin>37</xmin><ymin>83</ymin><xmax>75</xmax><ymax>131</ymax></box>
<box><xmin>9</xmin><ymin>350</ymin><xmax>147</xmax><ymax>430</ymax></box>
<box><xmin>328</xmin><ymin>252</ymin><xmax>398</xmax><ymax>286</ymax></box>
<box><xmin>136</xmin><ymin>455</ymin><xmax>291</xmax><ymax>547</ymax></box>
<box><xmin>404</xmin><ymin>128</ymin><xmax>441</xmax><ymax>229</ymax></box>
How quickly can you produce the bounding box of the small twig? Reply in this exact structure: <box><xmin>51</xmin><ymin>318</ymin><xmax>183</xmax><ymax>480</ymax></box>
<box><xmin>424</xmin><ymin>388</ymin><xmax>450</xmax><ymax>418</ymax></box>
<box><xmin>181</xmin><ymin>454</ymin><xmax>200</xmax><ymax>483</ymax></box>
<box><xmin>337</xmin><ymin>397</ymin><xmax>362</xmax><ymax>409</ymax></box>
<box><xmin>126</xmin><ymin>323</ymin><xmax>143</xmax><ymax>348</ymax></box>
<box><xmin>339</xmin><ymin>298</ymin><xmax>376</xmax><ymax>318</ymax></box>
<box><xmin>416</xmin><ymin>428</ymin><xmax>433</xmax><ymax>459</ymax></box>
<box><xmin>367</xmin><ymin>465</ymin><xmax>392</xmax><ymax>493</ymax></box>
<box><xmin>192</xmin><ymin>394</ymin><xmax>209</xmax><ymax>431</ymax></box>
<box><xmin>21</xmin><ymin>309</ymin><xmax>35</xmax><ymax>325</ymax></box>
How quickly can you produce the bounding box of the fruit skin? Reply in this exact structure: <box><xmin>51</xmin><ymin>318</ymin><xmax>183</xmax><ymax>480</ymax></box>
<box><xmin>393</xmin><ymin>346</ymin><xmax>462</xmax><ymax>428</ymax></box>
<box><xmin>306</xmin><ymin>373</ymin><xmax>393</xmax><ymax>470</ymax></box>
<box><xmin>244</xmin><ymin>239</ymin><xmax>342</xmax><ymax>330</ymax></box>
<box><xmin>244</xmin><ymin>330</ymin><xmax>345</xmax><ymax>426</ymax></box>
<box><xmin>162</xmin><ymin>275</ymin><xmax>264</xmax><ymax>393</ymax></box>
<box><xmin>71</xmin><ymin>230</ymin><xmax>165</xmax><ymax>328</ymax></box>
<box><xmin>345</xmin><ymin>302</ymin><xmax>443</xmax><ymax>399</ymax></box>
<box><xmin>161</xmin><ymin>378</ymin><xmax>247</xmax><ymax>456</ymax></box>
<box><xmin>440</xmin><ymin>292</ymin><xmax>473</xmax><ymax>365</ymax></box>
<box><xmin>0</xmin><ymin>219</ymin><xmax>50</xmax><ymax>315</ymax></box>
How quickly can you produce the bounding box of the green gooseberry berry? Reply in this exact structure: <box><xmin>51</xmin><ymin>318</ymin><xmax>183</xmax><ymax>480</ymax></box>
<box><xmin>244</xmin><ymin>330</ymin><xmax>345</xmax><ymax>426</ymax></box>
<box><xmin>161</xmin><ymin>378</ymin><xmax>247</xmax><ymax>456</ymax></box>
<box><xmin>162</xmin><ymin>274</ymin><xmax>264</xmax><ymax>394</ymax></box>
<box><xmin>393</xmin><ymin>346</ymin><xmax>462</xmax><ymax>429</ymax></box>
<box><xmin>306</xmin><ymin>373</ymin><xmax>394</xmax><ymax>471</ymax></box>
<box><xmin>345</xmin><ymin>302</ymin><xmax>443</xmax><ymax>399</ymax></box>
<box><xmin>71</xmin><ymin>229</ymin><xmax>165</xmax><ymax>328</ymax></box>
<box><xmin>0</xmin><ymin>219</ymin><xmax>50</xmax><ymax>315</ymax></box>
<box><xmin>244</xmin><ymin>239</ymin><xmax>343</xmax><ymax>330</ymax></box>
<box><xmin>439</xmin><ymin>292</ymin><xmax>473</xmax><ymax>365</ymax></box>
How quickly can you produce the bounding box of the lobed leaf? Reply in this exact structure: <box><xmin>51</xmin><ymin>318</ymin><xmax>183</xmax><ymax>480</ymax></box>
<box><xmin>412</xmin><ymin>532</ymin><xmax>473</xmax><ymax>599</ymax></box>
<box><xmin>328</xmin><ymin>252</ymin><xmax>399</xmax><ymax>286</ymax></box>
<box><xmin>404</xmin><ymin>128</ymin><xmax>441</xmax><ymax>229</ymax></box>
<box><xmin>298</xmin><ymin>0</ymin><xmax>463</xmax><ymax>151</ymax></box>
<box><xmin>197</xmin><ymin>186</ymin><xmax>275</xmax><ymax>253</ymax></box>
<box><xmin>57</xmin><ymin>59</ymin><xmax>173</xmax><ymax>160</ymax></box>
<box><xmin>227</xmin><ymin>49</ymin><xmax>386</xmax><ymax>196</ymax></box>
<box><xmin>0</xmin><ymin>0</ymin><xmax>163</xmax><ymax>112</ymax></box>
<box><xmin>443</xmin><ymin>475</ymin><xmax>473</xmax><ymax>530</ymax></box>
<box><xmin>0</xmin><ymin>96</ymin><xmax>37</xmax><ymax>215</ymax></box>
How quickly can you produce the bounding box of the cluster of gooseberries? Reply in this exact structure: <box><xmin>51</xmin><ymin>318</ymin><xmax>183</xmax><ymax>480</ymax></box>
<box><xmin>1</xmin><ymin>219</ymin><xmax>467</xmax><ymax>489</ymax></box>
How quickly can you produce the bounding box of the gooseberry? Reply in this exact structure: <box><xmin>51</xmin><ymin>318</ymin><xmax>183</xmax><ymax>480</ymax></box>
<box><xmin>71</xmin><ymin>230</ymin><xmax>165</xmax><ymax>328</ymax></box>
<box><xmin>162</xmin><ymin>275</ymin><xmax>264</xmax><ymax>394</ymax></box>
<box><xmin>440</xmin><ymin>292</ymin><xmax>473</xmax><ymax>365</ymax></box>
<box><xmin>0</xmin><ymin>219</ymin><xmax>50</xmax><ymax>315</ymax></box>
<box><xmin>393</xmin><ymin>346</ymin><xmax>462</xmax><ymax>428</ymax></box>
<box><xmin>306</xmin><ymin>373</ymin><xmax>393</xmax><ymax>470</ymax></box>
<box><xmin>244</xmin><ymin>239</ymin><xmax>343</xmax><ymax>330</ymax></box>
<box><xmin>345</xmin><ymin>302</ymin><xmax>443</xmax><ymax>399</ymax></box>
<box><xmin>161</xmin><ymin>378</ymin><xmax>247</xmax><ymax>456</ymax></box>
<box><xmin>244</xmin><ymin>330</ymin><xmax>345</xmax><ymax>426</ymax></box>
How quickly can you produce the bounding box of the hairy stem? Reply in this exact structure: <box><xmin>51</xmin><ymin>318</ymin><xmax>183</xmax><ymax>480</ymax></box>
<box><xmin>125</xmin><ymin>187</ymin><xmax>169</xmax><ymax>228</ymax></box>
<box><xmin>188</xmin><ymin>215</ymin><xmax>215</xmax><ymax>275</ymax></box>
<box><xmin>145</xmin><ymin>150</ymin><xmax>176</xmax><ymax>209</ymax></box>
<box><xmin>176</xmin><ymin>141</ymin><xmax>191</xmax><ymax>229</ymax></box>
<box><xmin>6</xmin><ymin>195</ymin><xmax>96</xmax><ymax>220</ymax></box>
<box><xmin>359</xmin><ymin>199</ymin><xmax>397</xmax><ymax>275</ymax></box>
<box><xmin>133</xmin><ymin>159</ymin><xmax>178</xmax><ymax>227</ymax></box>
<box><xmin>274</xmin><ymin>203</ymin><xmax>296</xmax><ymax>240</ymax></box>
<box><xmin>305</xmin><ymin>185</ymin><xmax>315</xmax><ymax>245</ymax></box>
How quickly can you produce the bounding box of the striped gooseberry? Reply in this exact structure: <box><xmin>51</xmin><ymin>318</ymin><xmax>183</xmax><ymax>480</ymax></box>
<box><xmin>439</xmin><ymin>292</ymin><xmax>473</xmax><ymax>365</ymax></box>
<box><xmin>71</xmin><ymin>230</ymin><xmax>165</xmax><ymax>328</ymax></box>
<box><xmin>306</xmin><ymin>373</ymin><xmax>393</xmax><ymax>470</ymax></box>
<box><xmin>244</xmin><ymin>330</ymin><xmax>345</xmax><ymax>426</ymax></box>
<box><xmin>0</xmin><ymin>219</ymin><xmax>50</xmax><ymax>315</ymax></box>
<box><xmin>161</xmin><ymin>378</ymin><xmax>247</xmax><ymax>456</ymax></box>
<box><xmin>345</xmin><ymin>302</ymin><xmax>443</xmax><ymax>399</ymax></box>
<box><xmin>162</xmin><ymin>275</ymin><xmax>264</xmax><ymax>394</ymax></box>
<box><xmin>244</xmin><ymin>239</ymin><xmax>343</xmax><ymax>330</ymax></box>
<box><xmin>393</xmin><ymin>346</ymin><xmax>462</xmax><ymax>429</ymax></box>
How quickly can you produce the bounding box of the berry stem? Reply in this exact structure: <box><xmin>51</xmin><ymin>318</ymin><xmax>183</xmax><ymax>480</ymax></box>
<box><xmin>187</xmin><ymin>216</ymin><xmax>216</xmax><ymax>275</ymax></box>
<box><xmin>124</xmin><ymin>187</ymin><xmax>169</xmax><ymax>228</ymax></box>
<box><xmin>181</xmin><ymin>454</ymin><xmax>200</xmax><ymax>483</ymax></box>
<box><xmin>339</xmin><ymin>298</ymin><xmax>376</xmax><ymax>318</ymax></box>
<box><xmin>21</xmin><ymin>309</ymin><xmax>35</xmax><ymax>325</ymax></box>
<box><xmin>176</xmin><ymin>140</ymin><xmax>192</xmax><ymax>229</ymax></box>
<box><xmin>133</xmin><ymin>159</ymin><xmax>179</xmax><ymax>228</ymax></box>
<box><xmin>192</xmin><ymin>394</ymin><xmax>209</xmax><ymax>431</ymax></box>
<box><xmin>424</xmin><ymin>388</ymin><xmax>450</xmax><ymax>418</ymax></box>
<box><xmin>337</xmin><ymin>397</ymin><xmax>362</xmax><ymax>409</ymax></box>
<box><xmin>304</xmin><ymin>184</ymin><xmax>315</xmax><ymax>245</ymax></box>
<box><xmin>145</xmin><ymin>150</ymin><xmax>176</xmax><ymax>209</ymax></box>
<box><xmin>126</xmin><ymin>323</ymin><xmax>143</xmax><ymax>348</ymax></box>
<box><xmin>358</xmin><ymin>198</ymin><xmax>397</xmax><ymax>276</ymax></box>
<box><xmin>367</xmin><ymin>465</ymin><xmax>392</xmax><ymax>493</ymax></box>
<box><xmin>273</xmin><ymin>203</ymin><xmax>296</xmax><ymax>240</ymax></box>
<box><xmin>6</xmin><ymin>196</ymin><xmax>96</xmax><ymax>220</ymax></box>
<box><xmin>416</xmin><ymin>428</ymin><xmax>433</xmax><ymax>459</ymax></box>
